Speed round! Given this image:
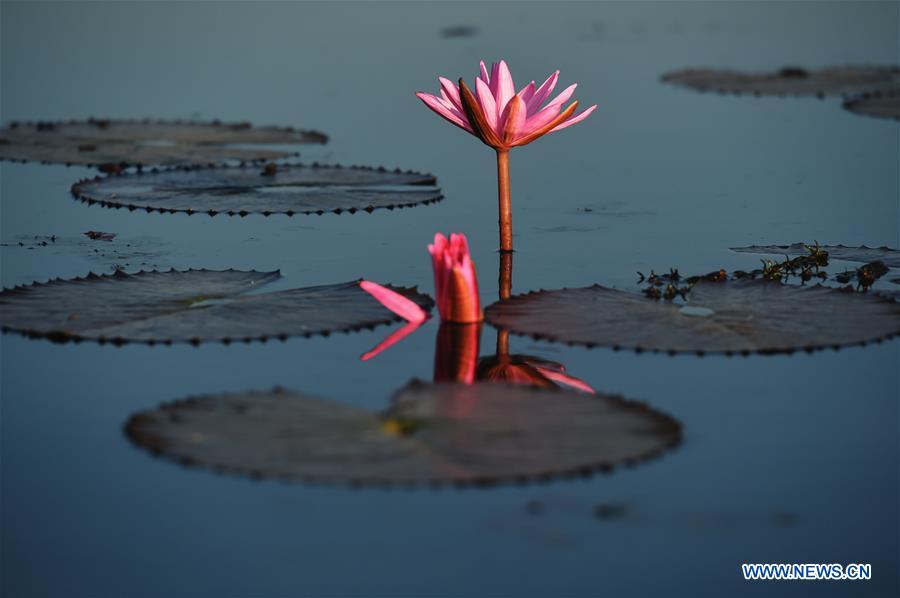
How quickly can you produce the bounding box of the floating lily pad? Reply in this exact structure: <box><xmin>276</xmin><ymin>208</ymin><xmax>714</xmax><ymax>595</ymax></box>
<box><xmin>485</xmin><ymin>279</ymin><xmax>900</xmax><ymax>355</ymax></box>
<box><xmin>661</xmin><ymin>66</ymin><xmax>900</xmax><ymax>97</ymax></box>
<box><xmin>0</xmin><ymin>119</ymin><xmax>326</xmax><ymax>169</ymax></box>
<box><xmin>70</xmin><ymin>163</ymin><xmax>442</xmax><ymax>216</ymax></box>
<box><xmin>731</xmin><ymin>243</ymin><xmax>900</xmax><ymax>268</ymax></box>
<box><xmin>843</xmin><ymin>90</ymin><xmax>900</xmax><ymax>121</ymax></box>
<box><xmin>0</xmin><ymin>269</ymin><xmax>432</xmax><ymax>345</ymax></box>
<box><xmin>125</xmin><ymin>381</ymin><xmax>681</xmax><ymax>487</ymax></box>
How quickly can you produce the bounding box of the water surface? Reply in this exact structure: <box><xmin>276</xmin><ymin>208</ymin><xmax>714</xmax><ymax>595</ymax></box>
<box><xmin>2</xmin><ymin>2</ymin><xmax>898</xmax><ymax>596</ymax></box>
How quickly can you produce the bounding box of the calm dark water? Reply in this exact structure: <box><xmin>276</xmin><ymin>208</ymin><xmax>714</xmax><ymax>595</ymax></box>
<box><xmin>1</xmin><ymin>2</ymin><xmax>898</xmax><ymax>597</ymax></box>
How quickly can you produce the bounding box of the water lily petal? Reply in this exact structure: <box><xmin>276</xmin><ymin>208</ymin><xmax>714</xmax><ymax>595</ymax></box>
<box><xmin>500</xmin><ymin>94</ymin><xmax>527</xmax><ymax>143</ymax></box>
<box><xmin>521</xmin><ymin>84</ymin><xmax>578</xmax><ymax>134</ymax></box>
<box><xmin>475</xmin><ymin>78</ymin><xmax>499</xmax><ymax>133</ymax></box>
<box><xmin>549</xmin><ymin>104</ymin><xmax>597</xmax><ymax>132</ymax></box>
<box><xmin>416</xmin><ymin>92</ymin><xmax>473</xmax><ymax>132</ymax></box>
<box><xmin>542</xmin><ymin>83</ymin><xmax>578</xmax><ymax>113</ymax></box>
<box><xmin>439</xmin><ymin>77</ymin><xmax>463</xmax><ymax>111</ymax></box>
<box><xmin>489</xmin><ymin>61</ymin><xmax>502</xmax><ymax>98</ymax></box>
<box><xmin>360</xmin><ymin>280</ymin><xmax>429</xmax><ymax>324</ymax></box>
<box><xmin>519</xmin><ymin>81</ymin><xmax>536</xmax><ymax>105</ymax></box>
<box><xmin>496</xmin><ymin>60</ymin><xmax>516</xmax><ymax>114</ymax></box>
<box><xmin>526</xmin><ymin>70</ymin><xmax>560</xmax><ymax>114</ymax></box>
<box><xmin>512</xmin><ymin>100</ymin><xmax>579</xmax><ymax>146</ymax></box>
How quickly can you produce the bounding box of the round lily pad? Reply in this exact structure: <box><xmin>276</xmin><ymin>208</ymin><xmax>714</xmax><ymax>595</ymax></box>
<box><xmin>485</xmin><ymin>279</ymin><xmax>900</xmax><ymax>355</ymax></box>
<box><xmin>843</xmin><ymin>91</ymin><xmax>900</xmax><ymax>121</ymax></box>
<box><xmin>661</xmin><ymin>66</ymin><xmax>900</xmax><ymax>97</ymax></box>
<box><xmin>0</xmin><ymin>119</ymin><xmax>326</xmax><ymax>169</ymax></box>
<box><xmin>124</xmin><ymin>381</ymin><xmax>681</xmax><ymax>487</ymax></box>
<box><xmin>70</xmin><ymin>163</ymin><xmax>442</xmax><ymax>216</ymax></box>
<box><xmin>731</xmin><ymin>243</ymin><xmax>900</xmax><ymax>268</ymax></box>
<box><xmin>0</xmin><ymin>269</ymin><xmax>432</xmax><ymax>345</ymax></box>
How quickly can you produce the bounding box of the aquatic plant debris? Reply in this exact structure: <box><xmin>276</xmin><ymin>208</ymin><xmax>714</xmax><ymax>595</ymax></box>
<box><xmin>485</xmin><ymin>279</ymin><xmax>900</xmax><ymax>355</ymax></box>
<box><xmin>0</xmin><ymin>269</ymin><xmax>432</xmax><ymax>345</ymax></box>
<box><xmin>661</xmin><ymin>66</ymin><xmax>900</xmax><ymax>97</ymax></box>
<box><xmin>843</xmin><ymin>90</ymin><xmax>900</xmax><ymax>120</ymax></box>
<box><xmin>640</xmin><ymin>242</ymin><xmax>892</xmax><ymax>303</ymax></box>
<box><xmin>730</xmin><ymin>243</ymin><xmax>900</xmax><ymax>268</ymax></box>
<box><xmin>0</xmin><ymin>119</ymin><xmax>327</xmax><ymax>169</ymax></box>
<box><xmin>70</xmin><ymin>163</ymin><xmax>442</xmax><ymax>216</ymax></box>
<box><xmin>124</xmin><ymin>381</ymin><xmax>681</xmax><ymax>488</ymax></box>
<box><xmin>83</xmin><ymin>231</ymin><xmax>116</xmax><ymax>241</ymax></box>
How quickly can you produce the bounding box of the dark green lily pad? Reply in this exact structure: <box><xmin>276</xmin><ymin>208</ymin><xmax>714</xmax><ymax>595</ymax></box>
<box><xmin>661</xmin><ymin>66</ymin><xmax>900</xmax><ymax>97</ymax></box>
<box><xmin>0</xmin><ymin>119</ymin><xmax>326</xmax><ymax>169</ymax></box>
<box><xmin>70</xmin><ymin>163</ymin><xmax>442</xmax><ymax>216</ymax></box>
<box><xmin>731</xmin><ymin>243</ymin><xmax>900</xmax><ymax>268</ymax></box>
<box><xmin>485</xmin><ymin>279</ymin><xmax>900</xmax><ymax>355</ymax></box>
<box><xmin>124</xmin><ymin>381</ymin><xmax>681</xmax><ymax>487</ymax></box>
<box><xmin>843</xmin><ymin>90</ymin><xmax>900</xmax><ymax>121</ymax></box>
<box><xmin>0</xmin><ymin>269</ymin><xmax>432</xmax><ymax>345</ymax></box>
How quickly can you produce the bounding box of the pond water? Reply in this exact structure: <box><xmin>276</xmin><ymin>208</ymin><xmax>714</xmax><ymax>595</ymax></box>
<box><xmin>1</xmin><ymin>2</ymin><xmax>898</xmax><ymax>596</ymax></box>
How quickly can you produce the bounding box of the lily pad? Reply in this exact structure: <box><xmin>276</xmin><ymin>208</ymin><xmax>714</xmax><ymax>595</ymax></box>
<box><xmin>0</xmin><ymin>119</ymin><xmax>326</xmax><ymax>169</ymax></box>
<box><xmin>843</xmin><ymin>90</ymin><xmax>900</xmax><ymax>121</ymax></box>
<box><xmin>124</xmin><ymin>381</ymin><xmax>681</xmax><ymax>487</ymax></box>
<box><xmin>70</xmin><ymin>163</ymin><xmax>442</xmax><ymax>216</ymax></box>
<box><xmin>0</xmin><ymin>269</ymin><xmax>432</xmax><ymax>345</ymax></box>
<box><xmin>661</xmin><ymin>66</ymin><xmax>900</xmax><ymax>97</ymax></box>
<box><xmin>730</xmin><ymin>243</ymin><xmax>900</xmax><ymax>268</ymax></box>
<box><xmin>485</xmin><ymin>279</ymin><xmax>900</xmax><ymax>355</ymax></box>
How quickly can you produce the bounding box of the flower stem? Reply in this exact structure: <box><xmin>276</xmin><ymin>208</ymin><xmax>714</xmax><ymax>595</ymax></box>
<box><xmin>499</xmin><ymin>250</ymin><xmax>513</xmax><ymax>300</ymax></box>
<box><xmin>496</xmin><ymin>149</ymin><xmax>512</xmax><ymax>252</ymax></box>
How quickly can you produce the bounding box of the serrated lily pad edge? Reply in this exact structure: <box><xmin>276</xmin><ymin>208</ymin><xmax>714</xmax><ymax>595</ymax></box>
<box><xmin>123</xmin><ymin>381</ymin><xmax>683</xmax><ymax>490</ymax></box>
<box><xmin>484</xmin><ymin>282</ymin><xmax>900</xmax><ymax>357</ymax></box>
<box><xmin>69</xmin><ymin>162</ymin><xmax>444</xmax><ymax>217</ymax></box>
<box><xmin>0</xmin><ymin>268</ymin><xmax>433</xmax><ymax>346</ymax></box>
<box><xmin>0</xmin><ymin>118</ymin><xmax>326</xmax><ymax>168</ymax></box>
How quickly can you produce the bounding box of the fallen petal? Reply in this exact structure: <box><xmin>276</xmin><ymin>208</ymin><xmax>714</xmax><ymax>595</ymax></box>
<box><xmin>360</xmin><ymin>280</ymin><xmax>429</xmax><ymax>324</ymax></box>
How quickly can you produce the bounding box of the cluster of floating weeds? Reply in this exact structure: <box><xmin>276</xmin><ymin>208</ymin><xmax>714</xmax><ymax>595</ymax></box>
<box><xmin>637</xmin><ymin>268</ymin><xmax>729</xmax><ymax>301</ymax></box>
<box><xmin>639</xmin><ymin>242</ymin><xmax>890</xmax><ymax>301</ymax></box>
<box><xmin>834</xmin><ymin>261</ymin><xmax>890</xmax><ymax>290</ymax></box>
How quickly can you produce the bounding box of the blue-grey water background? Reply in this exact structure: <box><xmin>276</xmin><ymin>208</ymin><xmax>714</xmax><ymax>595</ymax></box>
<box><xmin>1</xmin><ymin>2</ymin><xmax>898</xmax><ymax>596</ymax></box>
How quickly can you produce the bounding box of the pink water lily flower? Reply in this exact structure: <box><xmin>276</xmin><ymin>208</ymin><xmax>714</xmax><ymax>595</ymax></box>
<box><xmin>429</xmin><ymin>233</ymin><xmax>482</xmax><ymax>324</ymax></box>
<box><xmin>416</xmin><ymin>60</ymin><xmax>596</xmax><ymax>252</ymax></box>
<box><xmin>416</xmin><ymin>60</ymin><xmax>596</xmax><ymax>149</ymax></box>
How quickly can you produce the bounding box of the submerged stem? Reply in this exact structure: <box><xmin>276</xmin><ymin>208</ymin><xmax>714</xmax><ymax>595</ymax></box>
<box><xmin>496</xmin><ymin>149</ymin><xmax>512</xmax><ymax>252</ymax></box>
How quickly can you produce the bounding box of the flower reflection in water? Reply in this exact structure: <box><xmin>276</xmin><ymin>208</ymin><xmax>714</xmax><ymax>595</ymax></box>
<box><xmin>435</xmin><ymin>325</ymin><xmax>595</xmax><ymax>394</ymax></box>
